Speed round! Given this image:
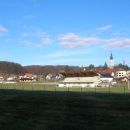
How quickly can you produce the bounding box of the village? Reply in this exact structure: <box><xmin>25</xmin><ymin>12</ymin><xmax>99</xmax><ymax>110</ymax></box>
<box><xmin>0</xmin><ymin>53</ymin><xmax>130</xmax><ymax>88</ymax></box>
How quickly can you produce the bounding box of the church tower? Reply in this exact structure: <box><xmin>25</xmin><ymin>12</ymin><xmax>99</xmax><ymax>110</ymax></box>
<box><xmin>109</xmin><ymin>53</ymin><xmax>114</xmax><ymax>69</ymax></box>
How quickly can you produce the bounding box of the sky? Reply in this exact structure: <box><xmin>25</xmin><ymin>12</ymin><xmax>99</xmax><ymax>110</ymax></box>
<box><xmin>0</xmin><ymin>0</ymin><xmax>130</xmax><ymax>66</ymax></box>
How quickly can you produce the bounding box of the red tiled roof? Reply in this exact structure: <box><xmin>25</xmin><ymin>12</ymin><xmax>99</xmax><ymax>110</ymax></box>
<box><xmin>60</xmin><ymin>71</ymin><xmax>98</xmax><ymax>77</ymax></box>
<box><xmin>96</xmin><ymin>69</ymin><xmax>114</xmax><ymax>74</ymax></box>
<box><xmin>24</xmin><ymin>73</ymin><xmax>34</xmax><ymax>78</ymax></box>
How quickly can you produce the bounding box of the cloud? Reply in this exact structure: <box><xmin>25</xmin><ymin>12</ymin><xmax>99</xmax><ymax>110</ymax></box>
<box><xmin>0</xmin><ymin>25</ymin><xmax>8</xmax><ymax>33</ymax></box>
<box><xmin>35</xmin><ymin>37</ymin><xmax>52</xmax><ymax>48</ymax></box>
<box><xmin>59</xmin><ymin>32</ymin><xmax>130</xmax><ymax>49</ymax></box>
<box><xmin>0</xmin><ymin>53</ymin><xmax>13</xmax><ymax>60</ymax></box>
<box><xmin>59</xmin><ymin>33</ymin><xmax>100</xmax><ymax>48</ymax></box>
<box><xmin>29</xmin><ymin>0</ymin><xmax>40</xmax><ymax>6</ymax></box>
<box><xmin>45</xmin><ymin>49</ymin><xmax>90</xmax><ymax>58</ymax></box>
<box><xmin>21</xmin><ymin>37</ymin><xmax>52</xmax><ymax>48</ymax></box>
<box><xmin>21</xmin><ymin>40</ymin><xmax>33</xmax><ymax>46</ymax></box>
<box><xmin>103</xmin><ymin>38</ymin><xmax>130</xmax><ymax>48</ymax></box>
<box><xmin>97</xmin><ymin>24</ymin><xmax>112</xmax><ymax>32</ymax></box>
<box><xmin>20</xmin><ymin>30</ymin><xmax>52</xmax><ymax>48</ymax></box>
<box><xmin>36</xmin><ymin>31</ymin><xmax>46</xmax><ymax>37</ymax></box>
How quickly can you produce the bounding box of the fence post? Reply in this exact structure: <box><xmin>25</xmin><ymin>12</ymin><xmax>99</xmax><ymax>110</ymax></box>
<box><xmin>68</xmin><ymin>87</ymin><xmax>69</xmax><ymax>93</ymax></box>
<box><xmin>108</xmin><ymin>83</ymin><xmax>111</xmax><ymax>95</ymax></box>
<box><xmin>55</xmin><ymin>86</ymin><xmax>56</xmax><ymax>93</ymax></box>
<box><xmin>124</xmin><ymin>84</ymin><xmax>126</xmax><ymax>95</ymax></box>
<box><xmin>128</xmin><ymin>78</ymin><xmax>130</xmax><ymax>90</ymax></box>
<box><xmin>95</xmin><ymin>85</ymin><xmax>96</xmax><ymax>95</ymax></box>
<box><xmin>81</xmin><ymin>87</ymin><xmax>82</xmax><ymax>92</ymax></box>
<box><xmin>43</xmin><ymin>85</ymin><xmax>45</xmax><ymax>91</ymax></box>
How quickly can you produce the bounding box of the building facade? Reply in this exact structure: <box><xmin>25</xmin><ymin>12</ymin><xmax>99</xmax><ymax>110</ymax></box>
<box><xmin>59</xmin><ymin>76</ymin><xmax>100</xmax><ymax>88</ymax></box>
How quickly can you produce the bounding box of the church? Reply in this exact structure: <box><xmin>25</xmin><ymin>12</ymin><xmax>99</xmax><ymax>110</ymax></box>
<box><xmin>109</xmin><ymin>53</ymin><xmax>114</xmax><ymax>69</ymax></box>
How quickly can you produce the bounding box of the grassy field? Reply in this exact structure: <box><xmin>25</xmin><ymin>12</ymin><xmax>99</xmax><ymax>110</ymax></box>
<box><xmin>0</xmin><ymin>83</ymin><xmax>130</xmax><ymax>94</ymax></box>
<box><xmin>0</xmin><ymin>88</ymin><xmax>130</xmax><ymax>130</ymax></box>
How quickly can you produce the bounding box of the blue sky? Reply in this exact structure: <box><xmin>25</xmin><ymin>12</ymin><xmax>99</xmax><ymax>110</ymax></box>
<box><xmin>0</xmin><ymin>0</ymin><xmax>130</xmax><ymax>66</ymax></box>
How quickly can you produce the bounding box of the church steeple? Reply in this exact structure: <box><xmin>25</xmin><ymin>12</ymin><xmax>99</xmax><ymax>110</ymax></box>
<box><xmin>109</xmin><ymin>53</ymin><xmax>114</xmax><ymax>69</ymax></box>
<box><xmin>110</xmin><ymin>53</ymin><xmax>113</xmax><ymax>60</ymax></box>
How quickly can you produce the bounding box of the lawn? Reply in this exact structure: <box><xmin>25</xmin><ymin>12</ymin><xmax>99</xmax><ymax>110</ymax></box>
<box><xmin>0</xmin><ymin>89</ymin><xmax>130</xmax><ymax>130</ymax></box>
<box><xmin>0</xmin><ymin>83</ymin><xmax>130</xmax><ymax>94</ymax></box>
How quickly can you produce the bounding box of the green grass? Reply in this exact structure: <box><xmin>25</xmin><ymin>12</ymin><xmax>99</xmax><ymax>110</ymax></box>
<box><xmin>0</xmin><ymin>89</ymin><xmax>130</xmax><ymax>130</ymax></box>
<box><xmin>0</xmin><ymin>83</ymin><xmax>130</xmax><ymax>94</ymax></box>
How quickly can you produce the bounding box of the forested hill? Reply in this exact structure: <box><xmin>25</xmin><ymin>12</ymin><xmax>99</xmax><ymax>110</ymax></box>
<box><xmin>0</xmin><ymin>62</ymin><xmax>82</xmax><ymax>75</ymax></box>
<box><xmin>0</xmin><ymin>61</ymin><xmax>129</xmax><ymax>76</ymax></box>
<box><xmin>24</xmin><ymin>65</ymin><xmax>81</xmax><ymax>75</ymax></box>
<box><xmin>0</xmin><ymin>61</ymin><xmax>25</xmax><ymax>75</ymax></box>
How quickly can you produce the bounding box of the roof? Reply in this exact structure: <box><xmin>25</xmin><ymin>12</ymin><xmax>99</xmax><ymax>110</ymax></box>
<box><xmin>100</xmin><ymin>73</ymin><xmax>113</xmax><ymax>78</ymax></box>
<box><xmin>96</xmin><ymin>69</ymin><xmax>113</xmax><ymax>74</ymax></box>
<box><xmin>24</xmin><ymin>73</ymin><xmax>35</xmax><ymax>78</ymax></box>
<box><xmin>60</xmin><ymin>71</ymin><xmax>98</xmax><ymax>77</ymax></box>
<box><xmin>110</xmin><ymin>53</ymin><xmax>113</xmax><ymax>60</ymax></box>
<box><xmin>61</xmin><ymin>76</ymin><xmax>100</xmax><ymax>83</ymax></box>
<box><xmin>114</xmin><ymin>67</ymin><xmax>125</xmax><ymax>71</ymax></box>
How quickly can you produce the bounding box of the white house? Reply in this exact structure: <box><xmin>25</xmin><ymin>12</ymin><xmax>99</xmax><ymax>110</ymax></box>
<box><xmin>45</xmin><ymin>74</ymin><xmax>57</xmax><ymax>80</ymax></box>
<box><xmin>127</xmin><ymin>70</ymin><xmax>130</xmax><ymax>76</ymax></box>
<box><xmin>59</xmin><ymin>76</ymin><xmax>100</xmax><ymax>88</ymax></box>
<box><xmin>115</xmin><ymin>71</ymin><xmax>127</xmax><ymax>78</ymax></box>
<box><xmin>7</xmin><ymin>77</ymin><xmax>16</xmax><ymax>81</ymax></box>
<box><xmin>55</xmin><ymin>74</ymin><xmax>64</xmax><ymax>80</ymax></box>
<box><xmin>99</xmin><ymin>74</ymin><xmax>113</xmax><ymax>83</ymax></box>
<box><xmin>0</xmin><ymin>76</ymin><xmax>4</xmax><ymax>81</ymax></box>
<box><xmin>19</xmin><ymin>73</ymin><xmax>37</xmax><ymax>82</ymax></box>
<box><xmin>98</xmin><ymin>73</ymin><xmax>115</xmax><ymax>87</ymax></box>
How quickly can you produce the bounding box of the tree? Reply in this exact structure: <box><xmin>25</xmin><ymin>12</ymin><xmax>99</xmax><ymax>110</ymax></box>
<box><xmin>118</xmin><ymin>63</ymin><xmax>129</xmax><ymax>70</ymax></box>
<box><xmin>88</xmin><ymin>64</ymin><xmax>95</xmax><ymax>70</ymax></box>
<box><xmin>103</xmin><ymin>62</ymin><xmax>108</xmax><ymax>70</ymax></box>
<box><xmin>0</xmin><ymin>61</ymin><xmax>25</xmax><ymax>75</ymax></box>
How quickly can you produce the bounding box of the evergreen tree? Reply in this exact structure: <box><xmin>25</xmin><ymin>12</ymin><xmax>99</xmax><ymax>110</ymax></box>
<box><xmin>103</xmin><ymin>62</ymin><xmax>108</xmax><ymax>70</ymax></box>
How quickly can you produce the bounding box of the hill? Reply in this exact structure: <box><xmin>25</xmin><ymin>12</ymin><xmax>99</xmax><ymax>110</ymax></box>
<box><xmin>24</xmin><ymin>65</ymin><xmax>81</xmax><ymax>75</ymax></box>
<box><xmin>0</xmin><ymin>61</ymin><xmax>25</xmax><ymax>75</ymax></box>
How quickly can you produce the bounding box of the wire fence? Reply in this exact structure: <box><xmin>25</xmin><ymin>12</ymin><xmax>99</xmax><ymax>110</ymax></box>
<box><xmin>0</xmin><ymin>82</ymin><xmax>130</xmax><ymax>95</ymax></box>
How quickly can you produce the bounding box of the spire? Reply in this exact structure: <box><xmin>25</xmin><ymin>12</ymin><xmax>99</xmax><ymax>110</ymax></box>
<box><xmin>109</xmin><ymin>53</ymin><xmax>114</xmax><ymax>69</ymax></box>
<box><xmin>110</xmin><ymin>53</ymin><xmax>113</xmax><ymax>60</ymax></box>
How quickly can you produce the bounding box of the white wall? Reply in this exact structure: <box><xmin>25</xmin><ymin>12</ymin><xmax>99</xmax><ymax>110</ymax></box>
<box><xmin>115</xmin><ymin>71</ymin><xmax>127</xmax><ymax>78</ymax></box>
<box><xmin>59</xmin><ymin>83</ymin><xmax>96</xmax><ymax>88</ymax></box>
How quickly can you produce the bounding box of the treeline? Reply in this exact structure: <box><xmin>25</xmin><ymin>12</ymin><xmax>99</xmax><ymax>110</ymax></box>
<box><xmin>24</xmin><ymin>65</ymin><xmax>81</xmax><ymax>75</ymax></box>
<box><xmin>0</xmin><ymin>61</ymin><xmax>25</xmax><ymax>75</ymax></box>
<box><xmin>24</xmin><ymin>63</ymin><xmax>130</xmax><ymax>75</ymax></box>
<box><xmin>0</xmin><ymin>61</ymin><xmax>129</xmax><ymax>76</ymax></box>
<box><xmin>86</xmin><ymin>63</ymin><xmax>130</xmax><ymax>70</ymax></box>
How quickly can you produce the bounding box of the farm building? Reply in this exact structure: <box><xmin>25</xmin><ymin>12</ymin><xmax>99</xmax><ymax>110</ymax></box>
<box><xmin>59</xmin><ymin>71</ymin><xmax>100</xmax><ymax>87</ymax></box>
<box><xmin>59</xmin><ymin>76</ymin><xmax>100</xmax><ymax>87</ymax></box>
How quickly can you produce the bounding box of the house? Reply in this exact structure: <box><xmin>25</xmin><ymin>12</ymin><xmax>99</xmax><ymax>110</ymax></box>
<box><xmin>115</xmin><ymin>70</ymin><xmax>127</xmax><ymax>79</ymax></box>
<box><xmin>100</xmin><ymin>73</ymin><xmax>113</xmax><ymax>83</ymax></box>
<box><xmin>45</xmin><ymin>73</ymin><xmax>63</xmax><ymax>80</ymax></box>
<box><xmin>0</xmin><ymin>76</ymin><xmax>4</xmax><ymax>81</ymax></box>
<box><xmin>92</xmin><ymin>69</ymin><xmax>116</xmax><ymax>86</ymax></box>
<box><xmin>98</xmin><ymin>73</ymin><xmax>115</xmax><ymax>87</ymax></box>
<box><xmin>19</xmin><ymin>73</ymin><xmax>37</xmax><ymax>82</ymax></box>
<box><xmin>46</xmin><ymin>74</ymin><xmax>53</xmax><ymax>80</ymax></box>
<box><xmin>96</xmin><ymin>69</ymin><xmax>114</xmax><ymax>77</ymax></box>
<box><xmin>59</xmin><ymin>76</ymin><xmax>100</xmax><ymax>88</ymax></box>
<box><xmin>55</xmin><ymin>74</ymin><xmax>64</xmax><ymax>80</ymax></box>
<box><xmin>7</xmin><ymin>76</ymin><xmax>16</xmax><ymax>81</ymax></box>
